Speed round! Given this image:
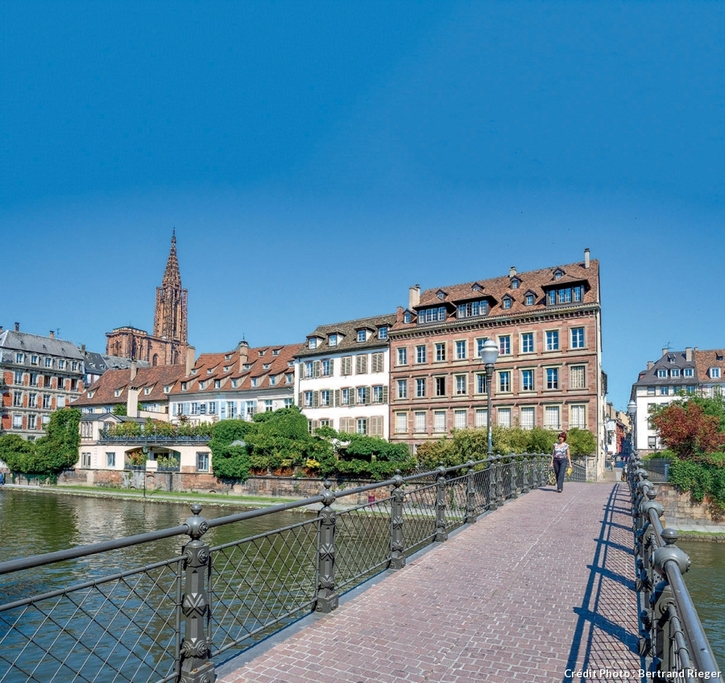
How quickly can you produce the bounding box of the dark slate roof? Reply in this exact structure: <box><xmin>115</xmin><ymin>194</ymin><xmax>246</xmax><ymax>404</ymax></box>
<box><xmin>633</xmin><ymin>350</ymin><xmax>697</xmax><ymax>387</ymax></box>
<box><xmin>295</xmin><ymin>314</ymin><xmax>396</xmax><ymax>359</ymax></box>
<box><xmin>0</xmin><ymin>329</ymin><xmax>85</xmax><ymax>360</ymax></box>
<box><xmin>82</xmin><ymin>350</ymin><xmax>150</xmax><ymax>374</ymax></box>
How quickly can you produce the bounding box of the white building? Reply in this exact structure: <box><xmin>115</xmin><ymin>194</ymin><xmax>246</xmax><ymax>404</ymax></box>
<box><xmin>169</xmin><ymin>341</ymin><xmax>300</xmax><ymax>424</ymax></box>
<box><xmin>295</xmin><ymin>314</ymin><xmax>396</xmax><ymax>438</ymax></box>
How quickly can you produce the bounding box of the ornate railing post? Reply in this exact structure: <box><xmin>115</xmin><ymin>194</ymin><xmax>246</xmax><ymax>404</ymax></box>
<box><xmin>509</xmin><ymin>453</ymin><xmax>518</xmax><ymax>499</ymax></box>
<box><xmin>316</xmin><ymin>480</ymin><xmax>339</xmax><ymax>612</ymax></box>
<box><xmin>636</xmin><ymin>489</ymin><xmax>663</xmax><ymax>659</ymax></box>
<box><xmin>521</xmin><ymin>454</ymin><xmax>530</xmax><ymax>494</ymax></box>
<box><xmin>390</xmin><ymin>471</ymin><xmax>406</xmax><ymax>569</ymax></box>
<box><xmin>434</xmin><ymin>466</ymin><xmax>448</xmax><ymax>541</ymax></box>
<box><xmin>464</xmin><ymin>461</ymin><xmax>477</xmax><ymax>524</ymax></box>
<box><xmin>180</xmin><ymin>504</ymin><xmax>214</xmax><ymax>683</ymax></box>
<box><xmin>489</xmin><ymin>457</ymin><xmax>499</xmax><ymax>510</ymax></box>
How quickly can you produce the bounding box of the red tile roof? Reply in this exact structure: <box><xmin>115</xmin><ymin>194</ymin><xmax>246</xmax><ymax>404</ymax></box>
<box><xmin>73</xmin><ymin>364</ymin><xmax>187</xmax><ymax>406</ymax></box>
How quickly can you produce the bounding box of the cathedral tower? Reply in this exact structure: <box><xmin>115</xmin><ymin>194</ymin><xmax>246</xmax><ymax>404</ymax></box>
<box><xmin>153</xmin><ymin>229</ymin><xmax>188</xmax><ymax>344</ymax></box>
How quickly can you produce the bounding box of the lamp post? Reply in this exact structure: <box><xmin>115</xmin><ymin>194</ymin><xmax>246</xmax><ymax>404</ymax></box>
<box><xmin>627</xmin><ymin>399</ymin><xmax>637</xmax><ymax>457</ymax></box>
<box><xmin>142</xmin><ymin>444</ymin><xmax>148</xmax><ymax>498</ymax></box>
<box><xmin>481</xmin><ymin>339</ymin><xmax>500</xmax><ymax>457</ymax></box>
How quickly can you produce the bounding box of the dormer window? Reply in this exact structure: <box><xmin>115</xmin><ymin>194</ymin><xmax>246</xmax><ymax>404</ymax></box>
<box><xmin>231</xmin><ymin>379</ymin><xmax>238</xmax><ymax>388</ymax></box>
<box><xmin>269</xmin><ymin>376</ymin><xmax>276</xmax><ymax>386</ymax></box>
<box><xmin>417</xmin><ymin>306</ymin><xmax>447</xmax><ymax>325</ymax></box>
<box><xmin>287</xmin><ymin>361</ymin><xmax>294</xmax><ymax>367</ymax></box>
<box><xmin>258</xmin><ymin>350</ymin><xmax>266</xmax><ymax>356</ymax></box>
<box><xmin>309</xmin><ymin>338</ymin><xmax>318</xmax><ymax>349</ymax></box>
<box><xmin>207</xmin><ymin>368</ymin><xmax>213</xmax><ymax>374</ymax></box>
<box><xmin>214</xmin><ymin>379</ymin><xmax>220</xmax><ymax>388</ymax></box>
<box><xmin>472</xmin><ymin>283</ymin><xmax>483</xmax><ymax>292</ymax></box>
<box><xmin>502</xmin><ymin>296</ymin><xmax>512</xmax><ymax>310</ymax></box>
<box><xmin>223</xmin><ymin>366</ymin><xmax>230</xmax><ymax>372</ymax></box>
<box><xmin>273</xmin><ymin>349</ymin><xmax>280</xmax><ymax>355</ymax></box>
<box><xmin>357</xmin><ymin>330</ymin><xmax>367</xmax><ymax>342</ymax></box>
<box><xmin>547</xmin><ymin>285</ymin><xmax>583</xmax><ymax>306</ymax></box>
<box><xmin>251</xmin><ymin>378</ymin><xmax>258</xmax><ymax>387</ymax></box>
<box><xmin>554</xmin><ymin>269</ymin><xmax>564</xmax><ymax>280</ymax></box>
<box><xmin>114</xmin><ymin>389</ymin><xmax>122</xmax><ymax>397</ymax></box>
<box><xmin>286</xmin><ymin>373</ymin><xmax>293</xmax><ymax>383</ymax></box>
<box><xmin>684</xmin><ymin>368</ymin><xmax>694</xmax><ymax>378</ymax></box>
<box><xmin>436</xmin><ymin>289</ymin><xmax>446</xmax><ymax>300</ymax></box>
<box><xmin>164</xmin><ymin>385</ymin><xmax>171</xmax><ymax>394</ymax></box>
<box><xmin>191</xmin><ymin>368</ymin><xmax>198</xmax><ymax>375</ymax></box>
<box><xmin>243</xmin><ymin>364</ymin><xmax>251</xmax><ymax>370</ymax></box>
<box><xmin>224</xmin><ymin>354</ymin><xmax>232</xmax><ymax>361</ymax></box>
<box><xmin>456</xmin><ymin>300</ymin><xmax>488</xmax><ymax>319</ymax></box>
<box><xmin>199</xmin><ymin>381</ymin><xmax>205</xmax><ymax>390</ymax></box>
<box><xmin>510</xmin><ymin>278</ymin><xmax>521</xmax><ymax>289</ymax></box>
<box><xmin>181</xmin><ymin>382</ymin><xmax>187</xmax><ymax>391</ymax></box>
<box><xmin>710</xmin><ymin>367</ymin><xmax>721</xmax><ymax>379</ymax></box>
<box><xmin>403</xmin><ymin>311</ymin><xmax>413</xmax><ymax>324</ymax></box>
<box><xmin>656</xmin><ymin>369</ymin><xmax>667</xmax><ymax>378</ymax></box>
<box><xmin>144</xmin><ymin>387</ymin><xmax>152</xmax><ymax>395</ymax></box>
<box><xmin>329</xmin><ymin>334</ymin><xmax>338</xmax><ymax>347</ymax></box>
<box><xmin>378</xmin><ymin>326</ymin><xmax>389</xmax><ymax>340</ymax></box>
<box><xmin>671</xmin><ymin>368</ymin><xmax>681</xmax><ymax>377</ymax></box>
<box><xmin>525</xmin><ymin>293</ymin><xmax>535</xmax><ymax>306</ymax></box>
<box><xmin>88</xmin><ymin>390</ymin><xmax>95</xmax><ymax>399</ymax></box>
<box><xmin>263</xmin><ymin>363</ymin><xmax>270</xmax><ymax>369</ymax></box>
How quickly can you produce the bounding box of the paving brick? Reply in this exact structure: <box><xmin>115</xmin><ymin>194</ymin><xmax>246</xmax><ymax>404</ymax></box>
<box><xmin>219</xmin><ymin>483</ymin><xmax>639</xmax><ymax>682</ymax></box>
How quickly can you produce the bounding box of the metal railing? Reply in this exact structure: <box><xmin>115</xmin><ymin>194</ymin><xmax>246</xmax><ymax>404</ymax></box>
<box><xmin>642</xmin><ymin>457</ymin><xmax>672</xmax><ymax>483</ymax></box>
<box><xmin>0</xmin><ymin>453</ymin><xmax>552</xmax><ymax>683</ymax></box>
<box><xmin>100</xmin><ymin>432</ymin><xmax>210</xmax><ymax>445</ymax></box>
<box><xmin>627</xmin><ymin>455</ymin><xmax>721</xmax><ymax>681</ymax></box>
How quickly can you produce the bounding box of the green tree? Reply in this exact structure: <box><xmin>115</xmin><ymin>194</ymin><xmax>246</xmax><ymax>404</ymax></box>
<box><xmin>209</xmin><ymin>419</ymin><xmax>254</xmax><ymax>480</ymax></box>
<box><xmin>0</xmin><ymin>434</ymin><xmax>37</xmax><ymax>472</ymax></box>
<box><xmin>112</xmin><ymin>403</ymin><xmax>127</xmax><ymax>416</ymax></box>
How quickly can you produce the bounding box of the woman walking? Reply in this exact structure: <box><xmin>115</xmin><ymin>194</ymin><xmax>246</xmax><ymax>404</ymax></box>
<box><xmin>550</xmin><ymin>431</ymin><xmax>572</xmax><ymax>493</ymax></box>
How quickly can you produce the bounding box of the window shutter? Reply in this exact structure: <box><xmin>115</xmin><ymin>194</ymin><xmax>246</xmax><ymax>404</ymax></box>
<box><xmin>382</xmin><ymin>386</ymin><xmax>389</xmax><ymax>404</ymax></box>
<box><xmin>333</xmin><ymin>389</ymin><xmax>340</xmax><ymax>407</ymax></box>
<box><xmin>313</xmin><ymin>391</ymin><xmax>319</xmax><ymax>408</ymax></box>
<box><xmin>314</xmin><ymin>361</ymin><xmax>320</xmax><ymax>378</ymax></box>
<box><xmin>365</xmin><ymin>386</ymin><xmax>371</xmax><ymax>405</ymax></box>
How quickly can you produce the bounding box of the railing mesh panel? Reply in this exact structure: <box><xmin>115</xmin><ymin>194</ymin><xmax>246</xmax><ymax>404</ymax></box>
<box><xmin>401</xmin><ymin>484</ymin><xmax>437</xmax><ymax>554</ymax></box>
<box><xmin>0</xmin><ymin>558</ymin><xmax>182</xmax><ymax>683</ymax></box>
<box><xmin>209</xmin><ymin>518</ymin><xmax>319</xmax><ymax>658</ymax></box>
<box><xmin>445</xmin><ymin>475</ymin><xmax>468</xmax><ymax>528</ymax></box>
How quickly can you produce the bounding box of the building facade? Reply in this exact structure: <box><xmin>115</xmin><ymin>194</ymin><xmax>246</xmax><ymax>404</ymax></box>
<box><xmin>388</xmin><ymin>251</ymin><xmax>605</xmax><ymax>465</ymax></box>
<box><xmin>0</xmin><ymin>324</ymin><xmax>85</xmax><ymax>439</ymax></box>
<box><xmin>106</xmin><ymin>231</ymin><xmax>190</xmax><ymax>366</ymax></box>
<box><xmin>295</xmin><ymin>314</ymin><xmax>396</xmax><ymax>437</ymax></box>
<box><xmin>630</xmin><ymin>346</ymin><xmax>725</xmax><ymax>453</ymax></box>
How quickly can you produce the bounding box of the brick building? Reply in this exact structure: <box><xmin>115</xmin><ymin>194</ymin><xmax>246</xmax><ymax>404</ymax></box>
<box><xmin>0</xmin><ymin>324</ymin><xmax>85</xmax><ymax>439</ymax></box>
<box><xmin>106</xmin><ymin>230</ymin><xmax>190</xmax><ymax>366</ymax></box>
<box><xmin>388</xmin><ymin>250</ymin><xmax>605</xmax><ymax>464</ymax></box>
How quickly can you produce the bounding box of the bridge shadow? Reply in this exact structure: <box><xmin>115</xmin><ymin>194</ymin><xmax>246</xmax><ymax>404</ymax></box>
<box><xmin>561</xmin><ymin>484</ymin><xmax>640</xmax><ymax>681</ymax></box>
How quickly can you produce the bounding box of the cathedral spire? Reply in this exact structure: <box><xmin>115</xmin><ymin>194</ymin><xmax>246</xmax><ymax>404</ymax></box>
<box><xmin>153</xmin><ymin>230</ymin><xmax>188</xmax><ymax>345</ymax></box>
<box><xmin>162</xmin><ymin>229</ymin><xmax>181</xmax><ymax>288</ymax></box>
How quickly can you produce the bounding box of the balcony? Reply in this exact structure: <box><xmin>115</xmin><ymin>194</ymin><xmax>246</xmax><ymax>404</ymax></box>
<box><xmin>100</xmin><ymin>432</ymin><xmax>210</xmax><ymax>445</ymax></box>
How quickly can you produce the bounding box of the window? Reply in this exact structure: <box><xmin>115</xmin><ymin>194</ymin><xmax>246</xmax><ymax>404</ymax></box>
<box><xmin>670</xmin><ymin>368</ymin><xmax>681</xmax><ymax>377</ymax></box>
<box><xmin>475</xmin><ymin>338</ymin><xmax>488</xmax><ymax>358</ymax></box>
<box><xmin>72</xmin><ymin>361</ymin><xmax>78</xmax><ymax>371</ymax></box>
<box><xmin>570</xmin><ymin>365</ymin><xmax>586</xmax><ymax>389</ymax></box>
<box><xmin>397</xmin><ymin>379</ymin><xmax>407</xmax><ymax>399</ymax></box>
<box><xmin>42</xmin><ymin>394</ymin><xmax>51</xmax><ymax>409</ymax></box>
<box><xmin>416</xmin><ymin>345</ymin><xmax>427</xmax><ymax>364</ymax></box>
<box><xmin>14</xmin><ymin>371</ymin><xmax>23</xmax><ymax>384</ymax></box>
<box><xmin>659</xmin><ymin>386</ymin><xmax>670</xmax><ymax>396</ymax></box>
<box><xmin>357</xmin><ymin>329</ymin><xmax>367</xmax><ymax>342</ymax></box>
<box><xmin>414</xmin><ymin>411</ymin><xmax>427</xmax><ymax>433</ymax></box>
<box><xmin>435</xmin><ymin>343</ymin><xmax>446</xmax><ymax>362</ymax></box>
<box><xmin>548</xmin><ymin>285</ymin><xmax>583</xmax><ymax>305</ymax></box>
<box><xmin>341</xmin><ymin>388</ymin><xmax>352</xmax><ymax>406</ymax></box>
<box><xmin>497</xmin><ymin>408</ymin><xmax>511</xmax><ymax>427</ymax></box>
<box><xmin>403</xmin><ymin>311</ymin><xmax>413</xmax><ymax>323</ymax></box>
<box><xmin>197</xmin><ymin>452</ymin><xmax>209</xmax><ymax>472</ymax></box>
<box><xmin>251</xmin><ymin>378</ymin><xmax>258</xmax><ymax>387</ymax></box>
<box><xmin>378</xmin><ymin>326</ymin><xmax>389</xmax><ymax>340</ymax></box>
<box><xmin>355</xmin><ymin>355</ymin><xmax>368</xmax><ymax>374</ymax></box>
<box><xmin>525</xmin><ymin>293</ymin><xmax>535</xmax><ymax>306</ymax></box>
<box><xmin>29</xmin><ymin>373</ymin><xmax>38</xmax><ymax>386</ymax></box>
<box><xmin>397</xmin><ymin>348</ymin><xmax>408</xmax><ymax>365</ymax></box>
<box><xmin>15</xmin><ymin>352</ymin><xmax>23</xmax><ymax>363</ymax></box>
<box><xmin>475</xmin><ymin>373</ymin><xmax>487</xmax><ymax>394</ymax></box>
<box><xmin>546</xmin><ymin>330</ymin><xmax>559</xmax><ymax>351</ymax></box>
<box><xmin>418</xmin><ymin>306</ymin><xmax>447</xmax><ymax>324</ymax></box>
<box><xmin>435</xmin><ymin>377</ymin><xmax>446</xmax><ymax>397</ymax></box>
<box><xmin>475</xmin><ymin>409</ymin><xmax>488</xmax><ymax>428</ymax></box>
<box><xmin>571</xmin><ymin>405</ymin><xmax>586</xmax><ymax>429</ymax></box>
<box><xmin>284</xmin><ymin>398</ymin><xmax>293</xmax><ymax>408</ymax></box>
<box><xmin>570</xmin><ymin>327</ymin><xmax>585</xmax><ymax>349</ymax></box>
<box><xmin>434</xmin><ymin>411</ymin><xmax>446</xmax><ymax>433</ymax></box>
<box><xmin>341</xmin><ymin>356</ymin><xmax>352</xmax><ymax>375</ymax></box>
<box><xmin>656</xmin><ymin>369</ymin><xmax>667</xmax><ymax>378</ymax></box>
<box><xmin>502</xmin><ymin>297</ymin><xmax>512</xmax><ymax>310</ymax></box>
<box><xmin>28</xmin><ymin>393</ymin><xmax>37</xmax><ymax>408</ymax></box>
<box><xmin>286</xmin><ymin>373</ymin><xmax>293</xmax><ymax>384</ymax></box>
<box><xmin>356</xmin><ymin>418</ymin><xmax>368</xmax><ymax>434</ymax></box>
<box><xmin>269</xmin><ymin>376</ymin><xmax>276</xmax><ymax>386</ymax></box>
<box><xmin>499</xmin><ymin>335</ymin><xmax>511</xmax><ymax>355</ymax></box>
<box><xmin>304</xmin><ymin>361</ymin><xmax>314</xmax><ymax>379</ymax></box>
<box><xmin>321</xmin><ymin>359</ymin><xmax>332</xmax><ymax>376</ymax></box>
<box><xmin>106</xmin><ymin>452</ymin><xmax>116</xmax><ymax>467</ymax></box>
<box><xmin>498</xmin><ymin>371</ymin><xmax>511</xmax><ymax>393</ymax></box>
<box><xmin>370</xmin><ymin>416</ymin><xmax>384</xmax><ymax>437</ymax></box>
<box><xmin>457</xmin><ymin>300</ymin><xmax>488</xmax><ymax>319</ymax></box>
<box><xmin>511</xmin><ymin>278</ymin><xmax>520</xmax><ymax>289</ymax></box>
<box><xmin>264</xmin><ymin>400</ymin><xmax>273</xmax><ymax>412</ymax></box>
<box><xmin>320</xmin><ymin>390</ymin><xmax>331</xmax><ymax>406</ymax></box>
<box><xmin>59</xmin><ymin>360</ymin><xmax>65</xmax><ymax>369</ymax></box>
<box><xmin>30</xmin><ymin>355</ymin><xmax>38</xmax><ymax>365</ymax></box>
<box><xmin>57</xmin><ymin>395</ymin><xmax>65</xmax><ymax>408</ymax></box>
<box><xmin>303</xmin><ymin>391</ymin><xmax>313</xmax><ymax>407</ymax></box>
<box><xmin>546</xmin><ymin>368</ymin><xmax>559</xmax><ymax>390</ymax></box>
<box><xmin>521</xmin><ymin>332</ymin><xmax>534</xmax><ymax>354</ymax></box>
<box><xmin>648</xmin><ymin>436</ymin><xmax>657</xmax><ymax>449</ymax></box>
<box><xmin>12</xmin><ymin>414</ymin><xmax>22</xmax><ymax>429</ymax></box>
<box><xmin>329</xmin><ymin>334</ymin><xmax>338</xmax><ymax>347</ymax></box>
<box><xmin>520</xmin><ymin>407</ymin><xmax>535</xmax><ymax>429</ymax></box>
<box><xmin>454</xmin><ymin>410</ymin><xmax>467</xmax><ymax>430</ymax></box>
<box><xmin>372</xmin><ymin>385</ymin><xmax>384</xmax><ymax>403</ymax></box>
<box><xmin>81</xmin><ymin>452</ymin><xmax>92</xmax><ymax>468</ymax></box>
<box><xmin>44</xmin><ymin>357</ymin><xmax>52</xmax><ymax>368</ymax></box>
<box><xmin>455</xmin><ymin>340</ymin><xmax>466</xmax><ymax>360</ymax></box>
<box><xmin>544</xmin><ymin>406</ymin><xmax>560</xmax><ymax>430</ymax></box>
<box><xmin>231</xmin><ymin>379</ymin><xmax>238</xmax><ymax>388</ymax></box>
<box><xmin>711</xmin><ymin>368</ymin><xmax>721</xmax><ymax>379</ymax></box>
<box><xmin>395</xmin><ymin>412</ymin><xmax>408</xmax><ymax>433</ymax></box>
<box><xmin>246</xmin><ymin>402</ymin><xmax>257</xmax><ymax>418</ymax></box>
<box><xmin>416</xmin><ymin>378</ymin><xmax>426</xmax><ymax>397</ymax></box>
<box><xmin>308</xmin><ymin>337</ymin><xmax>318</xmax><ymax>349</ymax></box>
<box><xmin>371</xmin><ymin>353</ymin><xmax>384</xmax><ymax>373</ymax></box>
<box><xmin>684</xmin><ymin>368</ymin><xmax>694</xmax><ymax>378</ymax></box>
<box><xmin>357</xmin><ymin>386</ymin><xmax>369</xmax><ymax>405</ymax></box>
<box><xmin>455</xmin><ymin>374</ymin><xmax>467</xmax><ymax>395</ymax></box>
<box><xmin>521</xmin><ymin>369</ymin><xmax>534</xmax><ymax>391</ymax></box>
<box><xmin>13</xmin><ymin>392</ymin><xmax>22</xmax><ymax>407</ymax></box>
<box><xmin>27</xmin><ymin>414</ymin><xmax>37</xmax><ymax>430</ymax></box>
<box><xmin>208</xmin><ymin>401</ymin><xmax>217</xmax><ymax>414</ymax></box>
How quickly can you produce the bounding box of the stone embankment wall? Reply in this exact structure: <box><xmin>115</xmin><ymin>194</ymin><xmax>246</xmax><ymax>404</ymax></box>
<box><xmin>654</xmin><ymin>482</ymin><xmax>725</xmax><ymax>528</ymax></box>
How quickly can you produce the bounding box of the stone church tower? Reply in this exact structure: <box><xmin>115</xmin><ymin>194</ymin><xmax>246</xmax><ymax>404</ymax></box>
<box><xmin>106</xmin><ymin>232</ymin><xmax>191</xmax><ymax>366</ymax></box>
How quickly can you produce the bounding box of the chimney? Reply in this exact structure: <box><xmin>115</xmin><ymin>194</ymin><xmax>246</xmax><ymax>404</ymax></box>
<box><xmin>509</xmin><ymin>266</ymin><xmax>517</xmax><ymax>278</ymax></box>
<box><xmin>14</xmin><ymin>322</ymin><xmax>19</xmax><ymax>332</ymax></box>
<box><xmin>408</xmin><ymin>284</ymin><xmax>421</xmax><ymax>309</ymax></box>
<box><xmin>130</xmin><ymin>360</ymin><xmax>138</xmax><ymax>381</ymax></box>
<box><xmin>127</xmin><ymin>387</ymin><xmax>139</xmax><ymax>419</ymax></box>
<box><xmin>647</xmin><ymin>361</ymin><xmax>654</xmax><ymax>371</ymax></box>
<box><xmin>584</xmin><ymin>248</ymin><xmax>590</xmax><ymax>269</ymax></box>
<box><xmin>238</xmin><ymin>340</ymin><xmax>249</xmax><ymax>371</ymax></box>
<box><xmin>396</xmin><ymin>306</ymin><xmax>404</xmax><ymax>323</ymax></box>
<box><xmin>185</xmin><ymin>346</ymin><xmax>196</xmax><ymax>376</ymax></box>
<box><xmin>685</xmin><ymin>347</ymin><xmax>693</xmax><ymax>362</ymax></box>
<box><xmin>49</xmin><ymin>330</ymin><xmax>55</xmax><ymax>339</ymax></box>
<box><xmin>662</xmin><ymin>348</ymin><xmax>668</xmax><ymax>357</ymax></box>
<box><xmin>81</xmin><ymin>344</ymin><xmax>86</xmax><ymax>353</ymax></box>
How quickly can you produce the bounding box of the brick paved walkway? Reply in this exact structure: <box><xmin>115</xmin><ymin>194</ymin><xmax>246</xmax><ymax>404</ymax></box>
<box><xmin>219</xmin><ymin>483</ymin><xmax>639</xmax><ymax>682</ymax></box>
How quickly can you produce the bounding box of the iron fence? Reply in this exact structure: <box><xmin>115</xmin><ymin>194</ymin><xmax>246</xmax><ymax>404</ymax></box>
<box><xmin>642</xmin><ymin>457</ymin><xmax>672</xmax><ymax>483</ymax></box>
<box><xmin>627</xmin><ymin>455</ymin><xmax>721</xmax><ymax>681</ymax></box>
<box><xmin>0</xmin><ymin>453</ymin><xmax>551</xmax><ymax>682</ymax></box>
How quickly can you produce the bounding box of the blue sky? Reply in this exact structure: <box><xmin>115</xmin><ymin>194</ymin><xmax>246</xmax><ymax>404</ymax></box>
<box><xmin>2</xmin><ymin>1</ymin><xmax>724</xmax><ymax>409</ymax></box>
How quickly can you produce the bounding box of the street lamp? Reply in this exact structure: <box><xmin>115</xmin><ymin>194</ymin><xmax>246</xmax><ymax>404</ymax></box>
<box><xmin>481</xmin><ymin>339</ymin><xmax>500</xmax><ymax>456</ymax></box>
<box><xmin>627</xmin><ymin>399</ymin><xmax>637</xmax><ymax>456</ymax></box>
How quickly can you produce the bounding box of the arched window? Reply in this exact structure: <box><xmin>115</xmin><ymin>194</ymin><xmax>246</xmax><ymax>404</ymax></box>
<box><xmin>152</xmin><ymin>354</ymin><xmax>159</xmax><ymax>367</ymax></box>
